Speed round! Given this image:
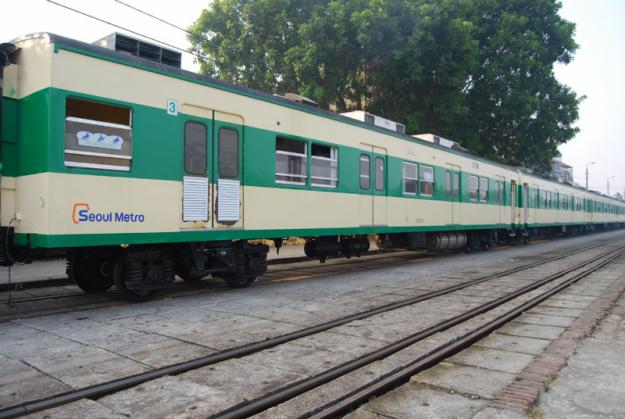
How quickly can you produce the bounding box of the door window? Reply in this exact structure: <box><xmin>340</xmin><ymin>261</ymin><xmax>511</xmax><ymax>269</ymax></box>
<box><xmin>218</xmin><ymin>127</ymin><xmax>239</xmax><ymax>178</ymax></box>
<box><xmin>375</xmin><ymin>157</ymin><xmax>385</xmax><ymax>191</ymax></box>
<box><xmin>360</xmin><ymin>155</ymin><xmax>370</xmax><ymax>189</ymax></box>
<box><xmin>184</xmin><ymin>121</ymin><xmax>207</xmax><ymax>175</ymax></box>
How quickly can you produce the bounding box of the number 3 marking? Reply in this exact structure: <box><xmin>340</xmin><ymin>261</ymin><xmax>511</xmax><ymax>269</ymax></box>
<box><xmin>167</xmin><ymin>99</ymin><xmax>178</xmax><ymax>116</ymax></box>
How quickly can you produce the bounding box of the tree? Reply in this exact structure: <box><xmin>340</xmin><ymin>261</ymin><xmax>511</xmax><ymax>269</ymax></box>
<box><xmin>188</xmin><ymin>0</ymin><xmax>580</xmax><ymax>173</ymax></box>
<box><xmin>459</xmin><ymin>0</ymin><xmax>580</xmax><ymax>171</ymax></box>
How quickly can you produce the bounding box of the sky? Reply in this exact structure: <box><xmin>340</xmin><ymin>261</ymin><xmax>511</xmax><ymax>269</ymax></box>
<box><xmin>1</xmin><ymin>0</ymin><xmax>623</xmax><ymax>197</ymax></box>
<box><xmin>555</xmin><ymin>0</ymin><xmax>625</xmax><ymax>196</ymax></box>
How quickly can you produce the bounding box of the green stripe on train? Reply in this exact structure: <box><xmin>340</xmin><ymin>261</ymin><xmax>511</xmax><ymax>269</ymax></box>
<box><xmin>4</xmin><ymin>87</ymin><xmax>621</xmax><ymax>214</ymax></box>
<box><xmin>17</xmin><ymin>223</ymin><xmax>512</xmax><ymax>248</ymax></box>
<box><xmin>3</xmin><ymin>87</ymin><xmax>514</xmax><ymax>206</ymax></box>
<box><xmin>16</xmin><ymin>221</ymin><xmax>619</xmax><ymax>248</ymax></box>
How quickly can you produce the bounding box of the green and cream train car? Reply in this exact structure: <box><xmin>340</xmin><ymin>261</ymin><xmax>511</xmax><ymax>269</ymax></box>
<box><xmin>1</xmin><ymin>33</ymin><xmax>624</xmax><ymax>299</ymax></box>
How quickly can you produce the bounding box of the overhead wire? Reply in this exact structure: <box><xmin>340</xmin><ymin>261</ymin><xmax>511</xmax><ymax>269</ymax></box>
<box><xmin>45</xmin><ymin>0</ymin><xmax>216</xmax><ymax>65</ymax></box>
<box><xmin>113</xmin><ymin>0</ymin><xmax>244</xmax><ymax>60</ymax></box>
<box><xmin>114</xmin><ymin>0</ymin><xmax>192</xmax><ymax>34</ymax></box>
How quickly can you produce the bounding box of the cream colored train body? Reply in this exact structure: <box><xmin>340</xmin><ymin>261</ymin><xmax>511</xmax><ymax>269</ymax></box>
<box><xmin>1</xmin><ymin>34</ymin><xmax>623</xmax><ymax>299</ymax></box>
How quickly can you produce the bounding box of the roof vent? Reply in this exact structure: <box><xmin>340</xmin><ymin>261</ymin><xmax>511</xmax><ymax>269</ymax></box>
<box><xmin>283</xmin><ymin>93</ymin><xmax>318</xmax><ymax>108</ymax></box>
<box><xmin>412</xmin><ymin>133</ymin><xmax>470</xmax><ymax>153</ymax></box>
<box><xmin>94</xmin><ymin>33</ymin><xmax>181</xmax><ymax>68</ymax></box>
<box><xmin>340</xmin><ymin>110</ymin><xmax>406</xmax><ymax>135</ymax></box>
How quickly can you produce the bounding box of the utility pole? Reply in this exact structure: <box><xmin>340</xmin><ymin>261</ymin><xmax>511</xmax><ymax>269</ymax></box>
<box><xmin>607</xmin><ymin>176</ymin><xmax>614</xmax><ymax>196</ymax></box>
<box><xmin>585</xmin><ymin>161</ymin><xmax>596</xmax><ymax>189</ymax></box>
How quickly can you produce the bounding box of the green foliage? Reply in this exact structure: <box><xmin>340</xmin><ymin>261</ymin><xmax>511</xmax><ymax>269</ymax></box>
<box><xmin>188</xmin><ymin>0</ymin><xmax>580</xmax><ymax>173</ymax></box>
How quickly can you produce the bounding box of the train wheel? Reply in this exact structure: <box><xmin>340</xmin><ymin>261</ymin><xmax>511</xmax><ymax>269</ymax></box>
<box><xmin>113</xmin><ymin>258</ymin><xmax>158</xmax><ymax>302</ymax></box>
<box><xmin>67</xmin><ymin>255</ymin><xmax>114</xmax><ymax>293</ymax></box>
<box><xmin>222</xmin><ymin>274</ymin><xmax>256</xmax><ymax>288</ymax></box>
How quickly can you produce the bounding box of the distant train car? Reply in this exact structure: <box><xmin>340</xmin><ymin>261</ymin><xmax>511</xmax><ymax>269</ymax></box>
<box><xmin>1</xmin><ymin>33</ymin><xmax>624</xmax><ymax>300</ymax></box>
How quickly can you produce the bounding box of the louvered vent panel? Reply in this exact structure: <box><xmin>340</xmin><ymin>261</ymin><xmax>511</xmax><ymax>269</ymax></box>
<box><xmin>217</xmin><ymin>179</ymin><xmax>240</xmax><ymax>222</ymax></box>
<box><xmin>183</xmin><ymin>176</ymin><xmax>209</xmax><ymax>222</ymax></box>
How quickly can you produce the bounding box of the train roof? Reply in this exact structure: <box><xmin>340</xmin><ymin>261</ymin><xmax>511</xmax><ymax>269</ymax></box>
<box><xmin>7</xmin><ymin>33</ymin><xmax>624</xmax><ymax>206</ymax></box>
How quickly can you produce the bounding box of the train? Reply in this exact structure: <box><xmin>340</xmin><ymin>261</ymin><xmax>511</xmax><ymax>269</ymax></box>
<box><xmin>1</xmin><ymin>33</ymin><xmax>624</xmax><ymax>300</ymax></box>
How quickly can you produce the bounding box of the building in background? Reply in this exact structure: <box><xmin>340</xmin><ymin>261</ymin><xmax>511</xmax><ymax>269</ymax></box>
<box><xmin>551</xmin><ymin>155</ymin><xmax>574</xmax><ymax>184</ymax></box>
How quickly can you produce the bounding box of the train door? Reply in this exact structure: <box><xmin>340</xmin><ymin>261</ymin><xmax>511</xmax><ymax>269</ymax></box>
<box><xmin>181</xmin><ymin>116</ymin><xmax>212</xmax><ymax>229</ymax></box>
<box><xmin>497</xmin><ymin>175</ymin><xmax>506</xmax><ymax>224</ymax></box>
<box><xmin>358</xmin><ymin>144</ymin><xmax>387</xmax><ymax>226</ymax></box>
<box><xmin>529</xmin><ymin>184</ymin><xmax>538</xmax><ymax>226</ymax></box>
<box><xmin>510</xmin><ymin>180</ymin><xmax>517</xmax><ymax>226</ymax></box>
<box><xmin>212</xmin><ymin>111</ymin><xmax>244</xmax><ymax>228</ymax></box>
<box><xmin>358</xmin><ymin>151</ymin><xmax>373</xmax><ymax>226</ymax></box>
<box><xmin>523</xmin><ymin>183</ymin><xmax>529</xmax><ymax>226</ymax></box>
<box><xmin>372</xmin><ymin>146</ymin><xmax>388</xmax><ymax>226</ymax></box>
<box><xmin>446</xmin><ymin>164</ymin><xmax>461</xmax><ymax>224</ymax></box>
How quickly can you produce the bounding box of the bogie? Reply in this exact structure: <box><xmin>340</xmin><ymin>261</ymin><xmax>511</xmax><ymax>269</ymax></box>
<box><xmin>113</xmin><ymin>252</ymin><xmax>176</xmax><ymax>301</ymax></box>
<box><xmin>67</xmin><ymin>255</ymin><xmax>115</xmax><ymax>293</ymax></box>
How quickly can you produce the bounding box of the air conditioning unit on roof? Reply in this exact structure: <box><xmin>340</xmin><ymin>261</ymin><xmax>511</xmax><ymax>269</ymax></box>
<box><xmin>94</xmin><ymin>33</ymin><xmax>182</xmax><ymax>69</ymax></box>
<box><xmin>340</xmin><ymin>110</ymin><xmax>406</xmax><ymax>135</ymax></box>
<box><xmin>413</xmin><ymin>133</ymin><xmax>470</xmax><ymax>153</ymax></box>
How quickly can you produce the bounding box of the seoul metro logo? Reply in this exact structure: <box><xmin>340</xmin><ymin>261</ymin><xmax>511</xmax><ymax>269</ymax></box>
<box><xmin>72</xmin><ymin>203</ymin><xmax>145</xmax><ymax>224</ymax></box>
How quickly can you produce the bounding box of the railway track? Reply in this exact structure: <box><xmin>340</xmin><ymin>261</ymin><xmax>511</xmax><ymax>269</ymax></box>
<box><xmin>244</xmin><ymin>242</ymin><xmax>625</xmax><ymax>419</ymax></box>
<box><xmin>0</xmin><ymin>250</ymin><xmax>423</xmax><ymax>321</ymax></box>
<box><xmin>0</xmin><ymin>234</ymin><xmax>610</xmax><ymax>316</ymax></box>
<box><xmin>1</xmin><ymin>236</ymin><xmax>623</xmax><ymax>418</ymax></box>
<box><xmin>0</xmin><ymin>248</ymin><xmax>395</xmax><ymax>295</ymax></box>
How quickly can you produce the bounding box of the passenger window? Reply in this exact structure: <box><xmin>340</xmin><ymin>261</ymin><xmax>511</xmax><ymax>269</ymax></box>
<box><xmin>360</xmin><ymin>155</ymin><xmax>370</xmax><ymax>189</ymax></box>
<box><xmin>535</xmin><ymin>190</ymin><xmax>540</xmax><ymax>207</ymax></box>
<box><xmin>453</xmin><ymin>173</ymin><xmax>459</xmax><ymax>199</ymax></box>
<box><xmin>419</xmin><ymin>165</ymin><xmax>434</xmax><ymax>196</ymax></box>
<box><xmin>479</xmin><ymin>177</ymin><xmax>488</xmax><ymax>202</ymax></box>
<box><xmin>403</xmin><ymin>162</ymin><xmax>418</xmax><ymax>195</ymax></box>
<box><xmin>311</xmin><ymin>144</ymin><xmax>338</xmax><ymax>188</ymax></box>
<box><xmin>184</xmin><ymin>121</ymin><xmax>207</xmax><ymax>175</ymax></box>
<box><xmin>496</xmin><ymin>182</ymin><xmax>503</xmax><ymax>204</ymax></box>
<box><xmin>469</xmin><ymin>175</ymin><xmax>478</xmax><ymax>201</ymax></box>
<box><xmin>276</xmin><ymin>137</ymin><xmax>307</xmax><ymax>184</ymax></box>
<box><xmin>218</xmin><ymin>127</ymin><xmax>239</xmax><ymax>178</ymax></box>
<box><xmin>65</xmin><ymin>97</ymin><xmax>132</xmax><ymax>171</ymax></box>
<box><xmin>444</xmin><ymin>172</ymin><xmax>451</xmax><ymax>198</ymax></box>
<box><xmin>375</xmin><ymin>157</ymin><xmax>385</xmax><ymax>191</ymax></box>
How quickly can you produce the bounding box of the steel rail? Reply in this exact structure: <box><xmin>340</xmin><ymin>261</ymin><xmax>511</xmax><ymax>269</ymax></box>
<box><xmin>0</xmin><ymin>235</ymin><xmax>615</xmax><ymax>306</ymax></box>
<box><xmin>0</xmin><ymin>236</ymin><xmax>611</xmax><ymax>307</ymax></box>
<box><xmin>0</xmin><ymin>238</ymin><xmax>620</xmax><ymax>418</ymax></box>
<box><xmin>0</xmin><ymin>250</ymin><xmax>415</xmax><ymax>306</ymax></box>
<box><xmin>212</xmin><ymin>244</ymin><xmax>625</xmax><ymax>419</ymax></box>
<box><xmin>307</xmin><ymin>247</ymin><xmax>625</xmax><ymax>418</ymax></box>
